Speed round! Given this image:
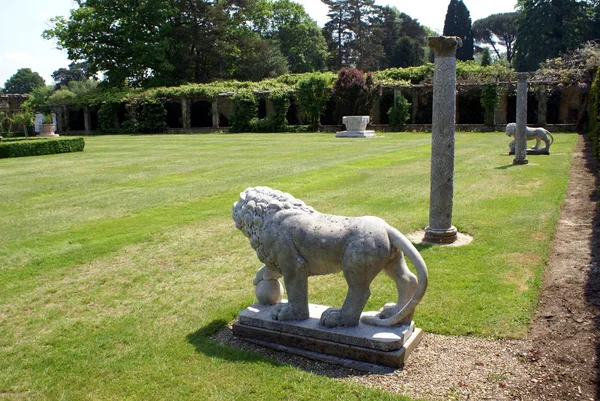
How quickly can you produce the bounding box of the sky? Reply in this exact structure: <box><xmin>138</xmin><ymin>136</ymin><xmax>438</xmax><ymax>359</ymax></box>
<box><xmin>0</xmin><ymin>0</ymin><xmax>518</xmax><ymax>88</ymax></box>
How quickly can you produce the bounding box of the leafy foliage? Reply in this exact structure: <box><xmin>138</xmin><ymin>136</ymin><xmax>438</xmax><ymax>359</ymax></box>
<box><xmin>138</xmin><ymin>99</ymin><xmax>167</xmax><ymax>133</ymax></box>
<box><xmin>43</xmin><ymin>0</ymin><xmax>325</xmax><ymax>87</ymax></box>
<box><xmin>98</xmin><ymin>102</ymin><xmax>120</xmax><ymax>134</ymax></box>
<box><xmin>443</xmin><ymin>0</ymin><xmax>475</xmax><ymax>61</ymax></box>
<box><xmin>268</xmin><ymin>90</ymin><xmax>290</xmax><ymax>131</ymax></box>
<box><xmin>11</xmin><ymin>111</ymin><xmax>35</xmax><ymax>137</ymax></box>
<box><xmin>332</xmin><ymin>67</ymin><xmax>380</xmax><ymax>120</ymax></box>
<box><xmin>230</xmin><ymin>91</ymin><xmax>258</xmax><ymax>133</ymax></box>
<box><xmin>0</xmin><ymin>137</ymin><xmax>84</xmax><ymax>158</ymax></box>
<box><xmin>51</xmin><ymin>62</ymin><xmax>90</xmax><ymax>89</ymax></box>
<box><xmin>481</xmin><ymin>48</ymin><xmax>492</xmax><ymax>67</ymax></box>
<box><xmin>295</xmin><ymin>73</ymin><xmax>333</xmax><ymax>130</ymax></box>
<box><xmin>472</xmin><ymin>12</ymin><xmax>519</xmax><ymax>63</ymax></box>
<box><xmin>22</xmin><ymin>86</ymin><xmax>54</xmax><ymax>114</ymax></box>
<box><xmin>3</xmin><ymin>68</ymin><xmax>46</xmax><ymax>94</ymax></box>
<box><xmin>480</xmin><ymin>84</ymin><xmax>500</xmax><ymax>127</ymax></box>
<box><xmin>387</xmin><ymin>94</ymin><xmax>411</xmax><ymax>130</ymax></box>
<box><xmin>514</xmin><ymin>0</ymin><xmax>595</xmax><ymax>71</ymax></box>
<box><xmin>322</xmin><ymin>0</ymin><xmax>383</xmax><ymax>70</ymax></box>
<box><xmin>533</xmin><ymin>41</ymin><xmax>600</xmax><ymax>85</ymax></box>
<box><xmin>0</xmin><ymin>112</ymin><xmax>12</xmax><ymax>135</ymax></box>
<box><xmin>378</xmin><ymin>7</ymin><xmax>427</xmax><ymax>69</ymax></box>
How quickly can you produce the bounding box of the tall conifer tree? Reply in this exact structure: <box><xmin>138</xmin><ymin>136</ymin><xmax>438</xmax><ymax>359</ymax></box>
<box><xmin>443</xmin><ymin>0</ymin><xmax>474</xmax><ymax>61</ymax></box>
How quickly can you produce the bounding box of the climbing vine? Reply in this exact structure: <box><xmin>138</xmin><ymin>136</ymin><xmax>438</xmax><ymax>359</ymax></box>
<box><xmin>480</xmin><ymin>84</ymin><xmax>500</xmax><ymax>127</ymax></box>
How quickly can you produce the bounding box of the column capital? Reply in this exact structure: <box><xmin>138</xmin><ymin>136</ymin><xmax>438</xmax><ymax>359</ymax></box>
<box><xmin>428</xmin><ymin>36</ymin><xmax>462</xmax><ymax>57</ymax></box>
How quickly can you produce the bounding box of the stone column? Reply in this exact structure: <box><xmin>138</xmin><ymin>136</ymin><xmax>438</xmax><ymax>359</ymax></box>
<box><xmin>181</xmin><ymin>98</ymin><xmax>191</xmax><ymax>129</ymax></box>
<box><xmin>424</xmin><ymin>36</ymin><xmax>462</xmax><ymax>244</ymax></box>
<box><xmin>212</xmin><ymin>97</ymin><xmax>219</xmax><ymax>128</ymax></box>
<box><xmin>83</xmin><ymin>106</ymin><xmax>92</xmax><ymax>134</ymax></box>
<box><xmin>513</xmin><ymin>73</ymin><xmax>529</xmax><ymax>165</ymax></box>
<box><xmin>537</xmin><ymin>84</ymin><xmax>547</xmax><ymax>126</ymax></box>
<box><xmin>371</xmin><ymin>96</ymin><xmax>381</xmax><ymax>124</ymax></box>
<box><xmin>52</xmin><ymin>106</ymin><xmax>63</xmax><ymax>133</ymax></box>
<box><xmin>411</xmin><ymin>90</ymin><xmax>419</xmax><ymax>124</ymax></box>
<box><xmin>494</xmin><ymin>88</ymin><xmax>508</xmax><ymax>127</ymax></box>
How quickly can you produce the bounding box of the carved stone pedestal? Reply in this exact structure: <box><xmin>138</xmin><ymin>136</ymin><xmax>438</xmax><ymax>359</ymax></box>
<box><xmin>336</xmin><ymin>116</ymin><xmax>376</xmax><ymax>138</ymax></box>
<box><xmin>38</xmin><ymin>124</ymin><xmax>59</xmax><ymax>137</ymax></box>
<box><xmin>233</xmin><ymin>302</ymin><xmax>423</xmax><ymax>372</ymax></box>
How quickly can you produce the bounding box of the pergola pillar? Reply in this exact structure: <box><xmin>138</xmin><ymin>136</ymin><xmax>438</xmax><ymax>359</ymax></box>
<box><xmin>181</xmin><ymin>98</ymin><xmax>191</xmax><ymax>129</ymax></box>
<box><xmin>212</xmin><ymin>97</ymin><xmax>219</xmax><ymax>128</ymax></box>
<box><xmin>513</xmin><ymin>73</ymin><xmax>529</xmax><ymax>165</ymax></box>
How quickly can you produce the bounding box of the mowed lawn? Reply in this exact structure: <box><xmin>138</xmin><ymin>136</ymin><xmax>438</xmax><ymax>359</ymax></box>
<box><xmin>0</xmin><ymin>132</ymin><xmax>577</xmax><ymax>400</ymax></box>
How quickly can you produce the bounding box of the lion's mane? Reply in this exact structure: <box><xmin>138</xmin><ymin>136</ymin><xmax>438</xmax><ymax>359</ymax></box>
<box><xmin>232</xmin><ymin>186</ymin><xmax>315</xmax><ymax>264</ymax></box>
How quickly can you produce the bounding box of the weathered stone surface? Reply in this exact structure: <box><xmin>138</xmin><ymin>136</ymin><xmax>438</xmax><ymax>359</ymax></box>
<box><xmin>232</xmin><ymin>187</ymin><xmax>428</xmax><ymax>329</ymax></box>
<box><xmin>424</xmin><ymin>36</ymin><xmax>461</xmax><ymax>244</ymax></box>
<box><xmin>238</xmin><ymin>302</ymin><xmax>414</xmax><ymax>351</ymax></box>
<box><xmin>514</xmin><ymin>73</ymin><xmax>529</xmax><ymax>165</ymax></box>
<box><xmin>336</xmin><ymin>116</ymin><xmax>376</xmax><ymax>138</ymax></box>
<box><xmin>233</xmin><ymin>316</ymin><xmax>423</xmax><ymax>369</ymax></box>
<box><xmin>38</xmin><ymin>124</ymin><xmax>59</xmax><ymax>137</ymax></box>
<box><xmin>506</xmin><ymin>122</ymin><xmax>554</xmax><ymax>155</ymax></box>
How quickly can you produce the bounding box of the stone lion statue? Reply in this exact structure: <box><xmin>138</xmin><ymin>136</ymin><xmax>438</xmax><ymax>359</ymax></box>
<box><xmin>232</xmin><ymin>186</ymin><xmax>428</xmax><ymax>328</ymax></box>
<box><xmin>505</xmin><ymin>122</ymin><xmax>554</xmax><ymax>153</ymax></box>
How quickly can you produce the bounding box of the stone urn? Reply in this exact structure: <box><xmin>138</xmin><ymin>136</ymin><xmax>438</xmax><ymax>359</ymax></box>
<box><xmin>336</xmin><ymin>115</ymin><xmax>376</xmax><ymax>138</ymax></box>
<box><xmin>38</xmin><ymin>124</ymin><xmax>59</xmax><ymax>137</ymax></box>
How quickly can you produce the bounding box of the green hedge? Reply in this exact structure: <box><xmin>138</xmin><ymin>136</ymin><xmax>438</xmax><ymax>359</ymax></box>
<box><xmin>0</xmin><ymin>137</ymin><xmax>85</xmax><ymax>159</ymax></box>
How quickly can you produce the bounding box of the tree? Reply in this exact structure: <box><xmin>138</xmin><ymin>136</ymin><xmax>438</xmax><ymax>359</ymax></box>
<box><xmin>514</xmin><ymin>0</ymin><xmax>593</xmax><ymax>71</ymax></box>
<box><xmin>377</xmin><ymin>7</ymin><xmax>427</xmax><ymax>69</ymax></box>
<box><xmin>44</xmin><ymin>0</ymin><xmax>176</xmax><ymax>87</ymax></box>
<box><xmin>270</xmin><ymin>0</ymin><xmax>328</xmax><ymax>73</ymax></box>
<box><xmin>51</xmin><ymin>62</ymin><xmax>90</xmax><ymax>89</ymax></box>
<box><xmin>3</xmin><ymin>68</ymin><xmax>46</xmax><ymax>94</ymax></box>
<box><xmin>323</xmin><ymin>0</ymin><xmax>355</xmax><ymax>69</ymax></box>
<box><xmin>296</xmin><ymin>73</ymin><xmax>332</xmax><ymax>130</ymax></box>
<box><xmin>332</xmin><ymin>67</ymin><xmax>380</xmax><ymax>120</ymax></box>
<box><xmin>443</xmin><ymin>0</ymin><xmax>474</xmax><ymax>61</ymax></box>
<box><xmin>472</xmin><ymin>12</ymin><xmax>519</xmax><ymax>63</ymax></box>
<box><xmin>481</xmin><ymin>48</ymin><xmax>492</xmax><ymax>66</ymax></box>
<box><xmin>322</xmin><ymin>0</ymin><xmax>382</xmax><ymax>70</ymax></box>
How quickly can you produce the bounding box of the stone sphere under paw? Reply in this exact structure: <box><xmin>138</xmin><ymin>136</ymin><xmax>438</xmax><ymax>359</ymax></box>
<box><xmin>255</xmin><ymin>279</ymin><xmax>283</xmax><ymax>305</ymax></box>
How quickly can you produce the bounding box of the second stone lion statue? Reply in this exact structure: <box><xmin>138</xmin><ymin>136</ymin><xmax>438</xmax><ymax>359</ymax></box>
<box><xmin>232</xmin><ymin>186</ymin><xmax>428</xmax><ymax>328</ymax></box>
<box><xmin>505</xmin><ymin>122</ymin><xmax>554</xmax><ymax>153</ymax></box>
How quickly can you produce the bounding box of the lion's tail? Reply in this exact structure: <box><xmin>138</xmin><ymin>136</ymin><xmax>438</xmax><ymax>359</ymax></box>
<box><xmin>546</xmin><ymin>130</ymin><xmax>554</xmax><ymax>145</ymax></box>
<box><xmin>360</xmin><ymin>227</ymin><xmax>428</xmax><ymax>327</ymax></box>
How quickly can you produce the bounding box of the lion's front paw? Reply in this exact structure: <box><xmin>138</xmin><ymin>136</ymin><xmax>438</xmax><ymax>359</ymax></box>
<box><xmin>270</xmin><ymin>303</ymin><xmax>309</xmax><ymax>321</ymax></box>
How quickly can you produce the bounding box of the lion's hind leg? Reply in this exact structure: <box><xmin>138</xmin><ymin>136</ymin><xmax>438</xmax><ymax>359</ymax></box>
<box><xmin>320</xmin><ymin>253</ymin><xmax>383</xmax><ymax>328</ymax></box>
<box><xmin>375</xmin><ymin>253</ymin><xmax>417</xmax><ymax>324</ymax></box>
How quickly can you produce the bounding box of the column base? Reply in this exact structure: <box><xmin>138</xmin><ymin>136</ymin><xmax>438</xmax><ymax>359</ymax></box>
<box><xmin>512</xmin><ymin>158</ymin><xmax>529</xmax><ymax>165</ymax></box>
<box><xmin>424</xmin><ymin>226</ymin><xmax>458</xmax><ymax>244</ymax></box>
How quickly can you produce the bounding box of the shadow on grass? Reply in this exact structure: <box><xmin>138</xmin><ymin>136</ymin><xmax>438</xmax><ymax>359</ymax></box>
<box><xmin>186</xmin><ymin>319</ymin><xmax>380</xmax><ymax>379</ymax></box>
<box><xmin>186</xmin><ymin>319</ymin><xmax>280</xmax><ymax>367</ymax></box>
<box><xmin>494</xmin><ymin>164</ymin><xmax>518</xmax><ymax>170</ymax></box>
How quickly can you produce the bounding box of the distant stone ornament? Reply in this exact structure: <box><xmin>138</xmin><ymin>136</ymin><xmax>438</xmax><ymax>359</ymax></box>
<box><xmin>336</xmin><ymin>116</ymin><xmax>376</xmax><ymax>138</ymax></box>
<box><xmin>232</xmin><ymin>186</ymin><xmax>428</xmax><ymax>328</ymax></box>
<box><xmin>505</xmin><ymin>122</ymin><xmax>554</xmax><ymax>155</ymax></box>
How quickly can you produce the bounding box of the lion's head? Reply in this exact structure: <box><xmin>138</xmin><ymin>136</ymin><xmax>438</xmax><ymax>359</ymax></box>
<box><xmin>232</xmin><ymin>186</ymin><xmax>314</xmax><ymax>262</ymax></box>
<box><xmin>505</xmin><ymin>122</ymin><xmax>516</xmax><ymax>137</ymax></box>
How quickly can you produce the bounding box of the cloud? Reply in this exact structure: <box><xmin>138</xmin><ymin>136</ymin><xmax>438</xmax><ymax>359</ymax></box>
<box><xmin>0</xmin><ymin>52</ymin><xmax>38</xmax><ymax>67</ymax></box>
